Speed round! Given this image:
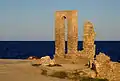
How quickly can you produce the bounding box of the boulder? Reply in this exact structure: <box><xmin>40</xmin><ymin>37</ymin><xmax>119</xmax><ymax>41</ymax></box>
<box><xmin>40</xmin><ymin>56</ymin><xmax>51</xmax><ymax>65</ymax></box>
<box><xmin>49</xmin><ymin>59</ymin><xmax>56</xmax><ymax>65</ymax></box>
<box><xmin>31</xmin><ymin>56</ymin><xmax>58</xmax><ymax>66</ymax></box>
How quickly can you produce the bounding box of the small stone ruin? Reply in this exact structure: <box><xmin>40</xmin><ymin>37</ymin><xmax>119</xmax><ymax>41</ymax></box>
<box><xmin>54</xmin><ymin>10</ymin><xmax>96</xmax><ymax>65</ymax></box>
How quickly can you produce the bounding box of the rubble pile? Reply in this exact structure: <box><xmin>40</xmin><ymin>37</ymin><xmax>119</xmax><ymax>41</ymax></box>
<box><xmin>31</xmin><ymin>56</ymin><xmax>56</xmax><ymax>66</ymax></box>
<box><xmin>92</xmin><ymin>53</ymin><xmax>120</xmax><ymax>81</ymax></box>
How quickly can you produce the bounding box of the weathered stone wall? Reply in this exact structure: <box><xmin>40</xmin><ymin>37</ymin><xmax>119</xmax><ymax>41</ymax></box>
<box><xmin>55</xmin><ymin>10</ymin><xmax>78</xmax><ymax>58</ymax></box>
<box><xmin>83</xmin><ymin>21</ymin><xmax>96</xmax><ymax>59</ymax></box>
<box><xmin>67</xmin><ymin>11</ymin><xmax>78</xmax><ymax>54</ymax></box>
<box><xmin>55</xmin><ymin>11</ymin><xmax>96</xmax><ymax>65</ymax></box>
<box><xmin>55</xmin><ymin>11</ymin><xmax>66</xmax><ymax>58</ymax></box>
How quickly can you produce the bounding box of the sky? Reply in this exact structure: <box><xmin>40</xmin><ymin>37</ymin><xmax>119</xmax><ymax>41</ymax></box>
<box><xmin>0</xmin><ymin>0</ymin><xmax>120</xmax><ymax>41</ymax></box>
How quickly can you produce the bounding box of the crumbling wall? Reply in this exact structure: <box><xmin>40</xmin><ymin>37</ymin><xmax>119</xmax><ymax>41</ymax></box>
<box><xmin>54</xmin><ymin>11</ymin><xmax>97</xmax><ymax>65</ymax></box>
<box><xmin>55</xmin><ymin>11</ymin><xmax>66</xmax><ymax>58</ymax></box>
<box><xmin>67</xmin><ymin>11</ymin><xmax>78</xmax><ymax>54</ymax></box>
<box><xmin>83</xmin><ymin>21</ymin><xmax>96</xmax><ymax>59</ymax></box>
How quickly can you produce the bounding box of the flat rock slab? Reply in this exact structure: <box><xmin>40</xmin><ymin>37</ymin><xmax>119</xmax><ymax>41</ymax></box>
<box><xmin>39</xmin><ymin>64</ymin><xmax>93</xmax><ymax>79</ymax></box>
<box><xmin>40</xmin><ymin>64</ymin><xmax>87</xmax><ymax>72</ymax></box>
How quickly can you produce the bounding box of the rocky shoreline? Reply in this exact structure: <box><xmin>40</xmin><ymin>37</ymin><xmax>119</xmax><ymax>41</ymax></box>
<box><xmin>29</xmin><ymin>52</ymin><xmax>120</xmax><ymax>81</ymax></box>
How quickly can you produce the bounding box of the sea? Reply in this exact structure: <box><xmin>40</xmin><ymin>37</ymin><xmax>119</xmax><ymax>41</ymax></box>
<box><xmin>0</xmin><ymin>41</ymin><xmax>120</xmax><ymax>62</ymax></box>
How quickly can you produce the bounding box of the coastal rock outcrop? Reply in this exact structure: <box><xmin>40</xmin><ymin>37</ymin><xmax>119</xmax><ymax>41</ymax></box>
<box><xmin>29</xmin><ymin>10</ymin><xmax>120</xmax><ymax>81</ymax></box>
<box><xmin>92</xmin><ymin>53</ymin><xmax>120</xmax><ymax>81</ymax></box>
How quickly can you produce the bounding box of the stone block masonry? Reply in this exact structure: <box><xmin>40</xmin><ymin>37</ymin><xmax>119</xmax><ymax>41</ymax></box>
<box><xmin>83</xmin><ymin>21</ymin><xmax>96</xmax><ymax>59</ymax></box>
<box><xmin>55</xmin><ymin>10</ymin><xmax>78</xmax><ymax>58</ymax></box>
<box><xmin>54</xmin><ymin>10</ymin><xmax>96</xmax><ymax>62</ymax></box>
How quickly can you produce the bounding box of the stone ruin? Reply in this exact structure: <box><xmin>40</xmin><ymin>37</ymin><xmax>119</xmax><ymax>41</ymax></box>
<box><xmin>29</xmin><ymin>10</ymin><xmax>120</xmax><ymax>81</ymax></box>
<box><xmin>30</xmin><ymin>10</ymin><xmax>97</xmax><ymax>66</ymax></box>
<box><xmin>29</xmin><ymin>10</ymin><xmax>96</xmax><ymax>65</ymax></box>
<box><xmin>55</xmin><ymin>10</ymin><xmax>78</xmax><ymax>57</ymax></box>
<box><xmin>54</xmin><ymin>10</ymin><xmax>96</xmax><ymax>64</ymax></box>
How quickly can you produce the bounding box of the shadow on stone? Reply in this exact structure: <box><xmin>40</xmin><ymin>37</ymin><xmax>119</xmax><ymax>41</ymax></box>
<box><xmin>50</xmin><ymin>71</ymin><xmax>67</xmax><ymax>79</ymax></box>
<box><xmin>45</xmin><ymin>70</ymin><xmax>108</xmax><ymax>81</ymax></box>
<box><xmin>41</xmin><ymin>69</ymin><xmax>47</xmax><ymax>76</ymax></box>
<box><xmin>47</xmin><ymin>64</ymin><xmax>62</xmax><ymax>67</ymax></box>
<box><xmin>79</xmin><ymin>77</ymin><xmax>108</xmax><ymax>81</ymax></box>
<box><xmin>32</xmin><ymin>64</ymin><xmax>41</xmax><ymax>67</ymax></box>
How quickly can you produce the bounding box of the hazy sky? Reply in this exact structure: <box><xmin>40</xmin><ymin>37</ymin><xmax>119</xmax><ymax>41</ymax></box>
<box><xmin>0</xmin><ymin>0</ymin><xmax>120</xmax><ymax>41</ymax></box>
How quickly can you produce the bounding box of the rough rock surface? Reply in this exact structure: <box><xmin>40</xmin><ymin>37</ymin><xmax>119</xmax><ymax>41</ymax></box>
<box><xmin>83</xmin><ymin>21</ymin><xmax>96</xmax><ymax>59</ymax></box>
<box><xmin>40</xmin><ymin>64</ymin><xmax>96</xmax><ymax>80</ymax></box>
<box><xmin>93</xmin><ymin>53</ymin><xmax>120</xmax><ymax>81</ymax></box>
<box><xmin>29</xmin><ymin>10</ymin><xmax>120</xmax><ymax>81</ymax></box>
<box><xmin>31</xmin><ymin>56</ymin><xmax>56</xmax><ymax>66</ymax></box>
<box><xmin>40</xmin><ymin>56</ymin><xmax>51</xmax><ymax>65</ymax></box>
<box><xmin>54</xmin><ymin>54</ymin><xmax>89</xmax><ymax>64</ymax></box>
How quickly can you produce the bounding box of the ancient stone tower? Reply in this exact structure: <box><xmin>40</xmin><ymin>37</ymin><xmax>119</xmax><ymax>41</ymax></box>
<box><xmin>55</xmin><ymin>10</ymin><xmax>78</xmax><ymax>58</ymax></box>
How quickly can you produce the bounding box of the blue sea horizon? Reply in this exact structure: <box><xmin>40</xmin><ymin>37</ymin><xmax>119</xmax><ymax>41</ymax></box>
<box><xmin>0</xmin><ymin>41</ymin><xmax>120</xmax><ymax>62</ymax></box>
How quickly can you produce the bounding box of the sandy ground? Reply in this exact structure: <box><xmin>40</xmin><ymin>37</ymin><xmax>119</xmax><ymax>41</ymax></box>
<box><xmin>0</xmin><ymin>59</ymin><xmax>69</xmax><ymax>81</ymax></box>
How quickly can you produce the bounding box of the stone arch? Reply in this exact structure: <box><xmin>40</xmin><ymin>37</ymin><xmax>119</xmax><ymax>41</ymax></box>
<box><xmin>55</xmin><ymin>10</ymin><xmax>78</xmax><ymax>58</ymax></box>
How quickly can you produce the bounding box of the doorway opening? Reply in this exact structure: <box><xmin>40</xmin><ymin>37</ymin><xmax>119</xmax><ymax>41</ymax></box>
<box><xmin>63</xmin><ymin>16</ymin><xmax>68</xmax><ymax>54</ymax></box>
